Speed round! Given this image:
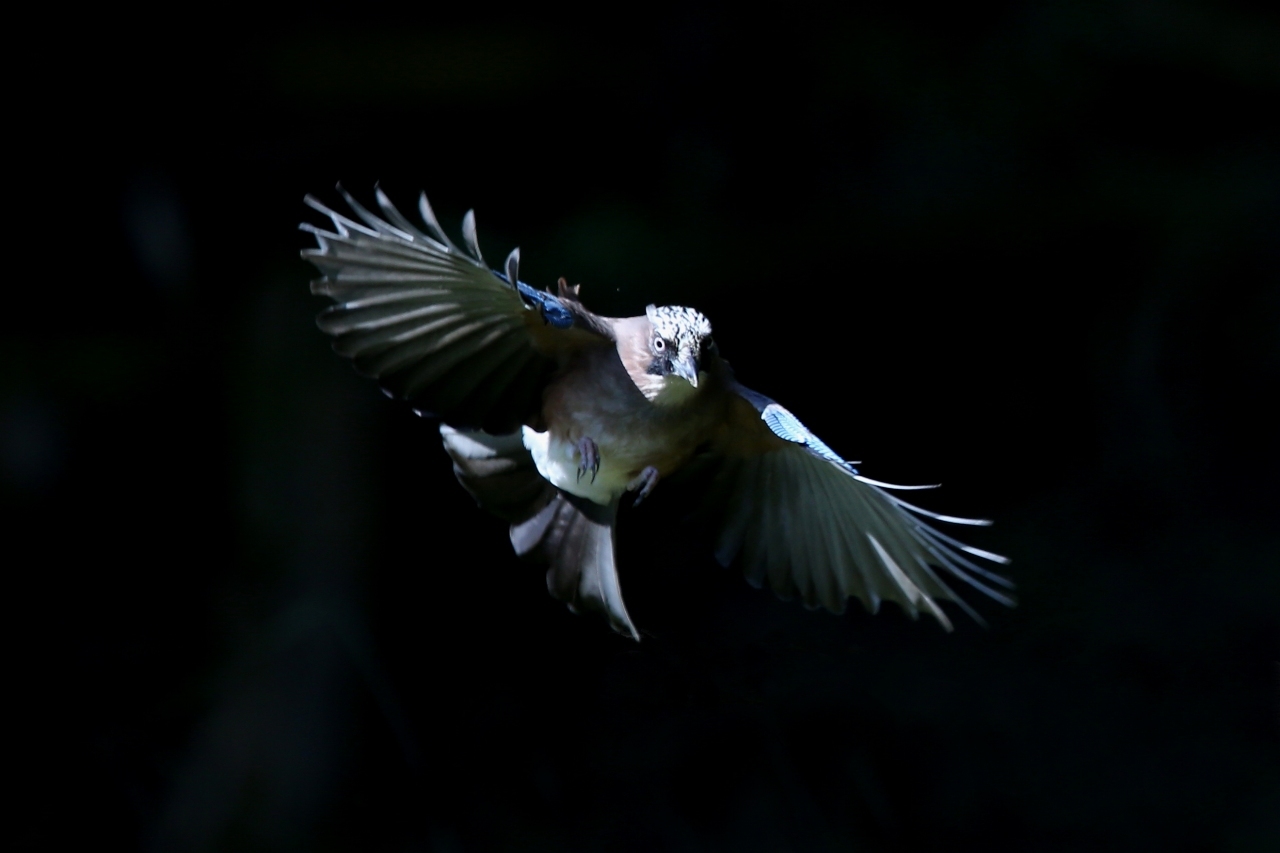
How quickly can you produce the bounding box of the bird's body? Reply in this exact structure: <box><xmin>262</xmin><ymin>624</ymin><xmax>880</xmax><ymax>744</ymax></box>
<box><xmin>526</xmin><ymin>318</ymin><xmax>719</xmax><ymax>504</ymax></box>
<box><xmin>302</xmin><ymin>188</ymin><xmax>1014</xmax><ymax>640</ymax></box>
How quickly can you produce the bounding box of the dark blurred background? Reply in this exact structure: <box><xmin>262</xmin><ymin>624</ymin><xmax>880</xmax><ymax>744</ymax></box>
<box><xmin>9</xmin><ymin>1</ymin><xmax>1279</xmax><ymax>850</ymax></box>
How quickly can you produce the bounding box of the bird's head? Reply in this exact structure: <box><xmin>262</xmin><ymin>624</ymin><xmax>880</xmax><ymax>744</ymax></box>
<box><xmin>644</xmin><ymin>304</ymin><xmax>713</xmax><ymax>389</ymax></box>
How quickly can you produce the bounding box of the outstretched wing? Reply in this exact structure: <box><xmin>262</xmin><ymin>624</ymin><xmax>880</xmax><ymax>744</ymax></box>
<box><xmin>698</xmin><ymin>382</ymin><xmax>1014</xmax><ymax>629</ymax></box>
<box><xmin>302</xmin><ymin>187</ymin><xmax>608</xmax><ymax>432</ymax></box>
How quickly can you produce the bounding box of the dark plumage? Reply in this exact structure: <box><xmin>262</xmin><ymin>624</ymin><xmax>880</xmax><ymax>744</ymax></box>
<box><xmin>301</xmin><ymin>188</ymin><xmax>1014</xmax><ymax>640</ymax></box>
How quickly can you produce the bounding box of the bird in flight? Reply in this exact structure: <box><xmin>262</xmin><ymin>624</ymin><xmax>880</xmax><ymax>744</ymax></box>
<box><xmin>301</xmin><ymin>188</ymin><xmax>1013</xmax><ymax>640</ymax></box>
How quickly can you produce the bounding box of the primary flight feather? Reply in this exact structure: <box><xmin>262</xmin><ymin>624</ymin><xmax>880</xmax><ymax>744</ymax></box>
<box><xmin>301</xmin><ymin>187</ymin><xmax>1013</xmax><ymax>640</ymax></box>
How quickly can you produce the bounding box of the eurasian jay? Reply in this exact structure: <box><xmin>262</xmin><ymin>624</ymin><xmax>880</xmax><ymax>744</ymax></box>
<box><xmin>301</xmin><ymin>188</ymin><xmax>1013</xmax><ymax>640</ymax></box>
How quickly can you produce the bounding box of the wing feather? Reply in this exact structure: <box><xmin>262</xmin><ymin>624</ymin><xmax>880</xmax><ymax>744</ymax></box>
<box><xmin>797</xmin><ymin>454</ymin><xmax>831</xmax><ymax>609</ymax></box>
<box><xmin>698</xmin><ymin>380</ymin><xmax>1013</xmax><ymax>628</ymax></box>
<box><xmin>347</xmin><ymin>315</ymin><xmax>508</xmax><ymax>376</ymax></box>
<box><xmin>801</xmin><ymin>458</ymin><xmax>843</xmax><ymax>612</ymax></box>
<box><xmin>422</xmin><ymin>333</ymin><xmax>532</xmax><ymax>417</ymax></box>
<box><xmin>813</xmin><ymin>458</ymin><xmax>860</xmax><ymax>612</ymax></box>
<box><xmin>445</xmin><ymin>346</ymin><xmax>538</xmax><ymax>428</ymax></box>
<box><xmin>302</xmin><ymin>188</ymin><xmax>608</xmax><ymax>431</ymax></box>
<box><xmin>763</xmin><ymin>454</ymin><xmax>796</xmax><ymax>599</ymax></box>
<box><xmin>391</xmin><ymin>322</ymin><xmax>517</xmax><ymax>398</ymax></box>
<box><xmin>711</xmin><ymin>459</ymin><xmax>750</xmax><ymax>568</ymax></box>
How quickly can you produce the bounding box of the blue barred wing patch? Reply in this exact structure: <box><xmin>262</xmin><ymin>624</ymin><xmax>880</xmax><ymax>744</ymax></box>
<box><xmin>490</xmin><ymin>271</ymin><xmax>576</xmax><ymax>329</ymax></box>
<box><xmin>761</xmin><ymin>403</ymin><xmax>857</xmax><ymax>473</ymax></box>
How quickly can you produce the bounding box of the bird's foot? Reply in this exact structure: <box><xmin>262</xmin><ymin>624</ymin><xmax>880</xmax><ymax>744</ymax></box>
<box><xmin>576</xmin><ymin>436</ymin><xmax>600</xmax><ymax>483</ymax></box>
<box><xmin>626</xmin><ymin>466</ymin><xmax>660</xmax><ymax>506</ymax></box>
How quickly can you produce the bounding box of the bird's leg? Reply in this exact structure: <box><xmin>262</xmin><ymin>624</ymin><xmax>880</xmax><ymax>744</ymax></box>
<box><xmin>626</xmin><ymin>466</ymin><xmax>660</xmax><ymax>506</ymax></box>
<box><xmin>576</xmin><ymin>436</ymin><xmax>600</xmax><ymax>483</ymax></box>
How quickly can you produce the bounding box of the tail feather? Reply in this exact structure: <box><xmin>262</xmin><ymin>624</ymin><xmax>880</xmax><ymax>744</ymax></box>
<box><xmin>440</xmin><ymin>425</ymin><xmax>553</xmax><ymax>522</ymax></box>
<box><xmin>440</xmin><ymin>425</ymin><xmax>639</xmax><ymax>640</ymax></box>
<box><xmin>512</xmin><ymin>494</ymin><xmax>637</xmax><ymax>640</ymax></box>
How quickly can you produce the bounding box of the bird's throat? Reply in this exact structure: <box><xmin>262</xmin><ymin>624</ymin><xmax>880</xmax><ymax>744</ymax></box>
<box><xmin>639</xmin><ymin>373</ymin><xmax>706</xmax><ymax>406</ymax></box>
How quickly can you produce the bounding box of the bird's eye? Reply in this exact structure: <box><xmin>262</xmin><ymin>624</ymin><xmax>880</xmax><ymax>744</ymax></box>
<box><xmin>654</xmin><ymin>338</ymin><xmax>665</xmax><ymax>351</ymax></box>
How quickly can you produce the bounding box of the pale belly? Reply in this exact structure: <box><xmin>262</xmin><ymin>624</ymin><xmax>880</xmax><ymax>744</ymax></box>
<box><xmin>524</xmin><ymin>344</ymin><xmax>713</xmax><ymax>504</ymax></box>
<box><xmin>522</xmin><ymin>426</ymin><xmax>636</xmax><ymax>504</ymax></box>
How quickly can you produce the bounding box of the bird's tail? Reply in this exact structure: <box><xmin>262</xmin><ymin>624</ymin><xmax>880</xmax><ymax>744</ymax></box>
<box><xmin>440</xmin><ymin>426</ymin><xmax>639</xmax><ymax>640</ymax></box>
<box><xmin>510</xmin><ymin>492</ymin><xmax>637</xmax><ymax>640</ymax></box>
<box><xmin>440</xmin><ymin>425</ymin><xmax>552</xmax><ymax>522</ymax></box>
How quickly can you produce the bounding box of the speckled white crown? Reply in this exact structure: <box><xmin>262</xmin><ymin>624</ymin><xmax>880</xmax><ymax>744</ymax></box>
<box><xmin>646</xmin><ymin>304</ymin><xmax>712</xmax><ymax>343</ymax></box>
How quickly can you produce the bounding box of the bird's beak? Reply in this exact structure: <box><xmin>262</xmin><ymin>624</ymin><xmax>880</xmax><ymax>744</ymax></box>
<box><xmin>673</xmin><ymin>357</ymin><xmax>699</xmax><ymax>388</ymax></box>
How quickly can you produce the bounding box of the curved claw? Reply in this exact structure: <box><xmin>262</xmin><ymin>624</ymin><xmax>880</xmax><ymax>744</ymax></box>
<box><xmin>576</xmin><ymin>437</ymin><xmax>600</xmax><ymax>484</ymax></box>
<box><xmin>627</xmin><ymin>466</ymin><xmax>660</xmax><ymax>506</ymax></box>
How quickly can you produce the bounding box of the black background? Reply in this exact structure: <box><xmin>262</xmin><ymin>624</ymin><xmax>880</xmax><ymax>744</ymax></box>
<box><xmin>9</xmin><ymin>2</ymin><xmax>1279</xmax><ymax>850</ymax></box>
